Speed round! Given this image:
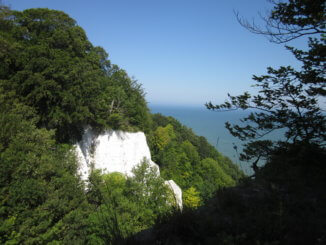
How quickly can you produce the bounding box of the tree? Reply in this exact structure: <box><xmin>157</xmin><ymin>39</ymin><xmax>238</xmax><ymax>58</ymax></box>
<box><xmin>85</xmin><ymin>161</ymin><xmax>175</xmax><ymax>244</ymax></box>
<box><xmin>0</xmin><ymin>7</ymin><xmax>152</xmax><ymax>143</ymax></box>
<box><xmin>0</xmin><ymin>95</ymin><xmax>89</xmax><ymax>244</ymax></box>
<box><xmin>127</xmin><ymin>160</ymin><xmax>176</xmax><ymax>216</ymax></box>
<box><xmin>236</xmin><ymin>0</ymin><xmax>326</xmax><ymax>96</ymax></box>
<box><xmin>150</xmin><ymin>113</ymin><xmax>243</xmax><ymax>202</ymax></box>
<box><xmin>236</xmin><ymin>0</ymin><xmax>326</xmax><ymax>44</ymax></box>
<box><xmin>207</xmin><ymin>0</ymin><xmax>325</xmax><ymax>172</ymax></box>
<box><xmin>183</xmin><ymin>187</ymin><xmax>201</xmax><ymax>209</ymax></box>
<box><xmin>195</xmin><ymin>158</ymin><xmax>235</xmax><ymax>200</ymax></box>
<box><xmin>153</xmin><ymin>124</ymin><xmax>176</xmax><ymax>151</ymax></box>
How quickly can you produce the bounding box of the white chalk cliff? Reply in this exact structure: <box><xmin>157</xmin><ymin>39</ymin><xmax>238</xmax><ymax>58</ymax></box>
<box><xmin>75</xmin><ymin>128</ymin><xmax>182</xmax><ymax>208</ymax></box>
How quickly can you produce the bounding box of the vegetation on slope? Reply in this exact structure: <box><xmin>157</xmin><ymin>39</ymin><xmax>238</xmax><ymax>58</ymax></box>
<box><xmin>130</xmin><ymin>143</ymin><xmax>326</xmax><ymax>244</ymax></box>
<box><xmin>0</xmin><ymin>94</ymin><xmax>89</xmax><ymax>243</ymax></box>
<box><xmin>130</xmin><ymin>0</ymin><xmax>326</xmax><ymax>244</ymax></box>
<box><xmin>148</xmin><ymin>114</ymin><xmax>244</xmax><ymax>207</ymax></box>
<box><xmin>0</xmin><ymin>5</ymin><xmax>242</xmax><ymax>244</ymax></box>
<box><xmin>0</xmin><ymin>7</ymin><xmax>152</xmax><ymax>143</ymax></box>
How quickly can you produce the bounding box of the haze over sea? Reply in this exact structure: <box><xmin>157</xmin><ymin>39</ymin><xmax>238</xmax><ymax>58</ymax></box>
<box><xmin>150</xmin><ymin>104</ymin><xmax>284</xmax><ymax>175</ymax></box>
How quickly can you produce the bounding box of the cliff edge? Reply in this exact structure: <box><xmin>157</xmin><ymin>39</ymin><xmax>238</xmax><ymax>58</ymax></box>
<box><xmin>75</xmin><ymin>128</ymin><xmax>182</xmax><ymax>208</ymax></box>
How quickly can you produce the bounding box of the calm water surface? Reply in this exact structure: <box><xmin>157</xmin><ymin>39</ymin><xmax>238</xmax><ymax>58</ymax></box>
<box><xmin>150</xmin><ymin>105</ymin><xmax>284</xmax><ymax>175</ymax></box>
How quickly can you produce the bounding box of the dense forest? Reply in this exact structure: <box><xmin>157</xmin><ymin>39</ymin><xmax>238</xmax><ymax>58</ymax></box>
<box><xmin>149</xmin><ymin>114</ymin><xmax>243</xmax><ymax>206</ymax></box>
<box><xmin>1</xmin><ymin>1</ymin><xmax>325</xmax><ymax>244</ymax></box>
<box><xmin>0</xmin><ymin>5</ymin><xmax>243</xmax><ymax>244</ymax></box>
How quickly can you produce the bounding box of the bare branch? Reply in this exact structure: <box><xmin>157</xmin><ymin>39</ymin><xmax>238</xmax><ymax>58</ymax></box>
<box><xmin>234</xmin><ymin>1</ymin><xmax>326</xmax><ymax>44</ymax></box>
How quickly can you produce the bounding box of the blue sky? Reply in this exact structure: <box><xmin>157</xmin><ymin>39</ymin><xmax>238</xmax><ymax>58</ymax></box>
<box><xmin>7</xmin><ymin>0</ymin><xmax>304</xmax><ymax>107</ymax></box>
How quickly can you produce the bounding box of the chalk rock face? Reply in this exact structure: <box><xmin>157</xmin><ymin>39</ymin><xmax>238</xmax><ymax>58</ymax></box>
<box><xmin>75</xmin><ymin>128</ymin><xmax>182</xmax><ymax>208</ymax></box>
<box><xmin>76</xmin><ymin>128</ymin><xmax>159</xmax><ymax>179</ymax></box>
<box><xmin>164</xmin><ymin>180</ymin><xmax>183</xmax><ymax>209</ymax></box>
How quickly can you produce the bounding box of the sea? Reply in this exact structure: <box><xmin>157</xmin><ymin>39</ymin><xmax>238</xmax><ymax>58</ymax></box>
<box><xmin>150</xmin><ymin>104</ymin><xmax>284</xmax><ymax>175</ymax></box>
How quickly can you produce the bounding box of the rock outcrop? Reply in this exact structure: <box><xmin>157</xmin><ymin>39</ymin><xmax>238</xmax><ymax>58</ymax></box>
<box><xmin>164</xmin><ymin>180</ymin><xmax>183</xmax><ymax>209</ymax></box>
<box><xmin>75</xmin><ymin>128</ymin><xmax>182</xmax><ymax>208</ymax></box>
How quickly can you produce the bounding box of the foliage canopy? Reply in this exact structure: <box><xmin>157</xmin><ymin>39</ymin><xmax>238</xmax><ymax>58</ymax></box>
<box><xmin>0</xmin><ymin>5</ymin><xmax>244</xmax><ymax>244</ymax></box>
<box><xmin>0</xmin><ymin>7</ymin><xmax>151</xmax><ymax>143</ymax></box>
<box><xmin>207</xmin><ymin>0</ymin><xmax>325</xmax><ymax>171</ymax></box>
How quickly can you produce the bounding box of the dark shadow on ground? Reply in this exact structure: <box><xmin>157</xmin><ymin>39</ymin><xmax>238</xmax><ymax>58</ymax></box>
<box><xmin>124</xmin><ymin>143</ymin><xmax>326</xmax><ymax>245</ymax></box>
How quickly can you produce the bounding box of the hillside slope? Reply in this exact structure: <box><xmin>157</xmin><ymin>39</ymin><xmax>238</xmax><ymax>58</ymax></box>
<box><xmin>0</xmin><ymin>6</ymin><xmax>242</xmax><ymax>243</ymax></box>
